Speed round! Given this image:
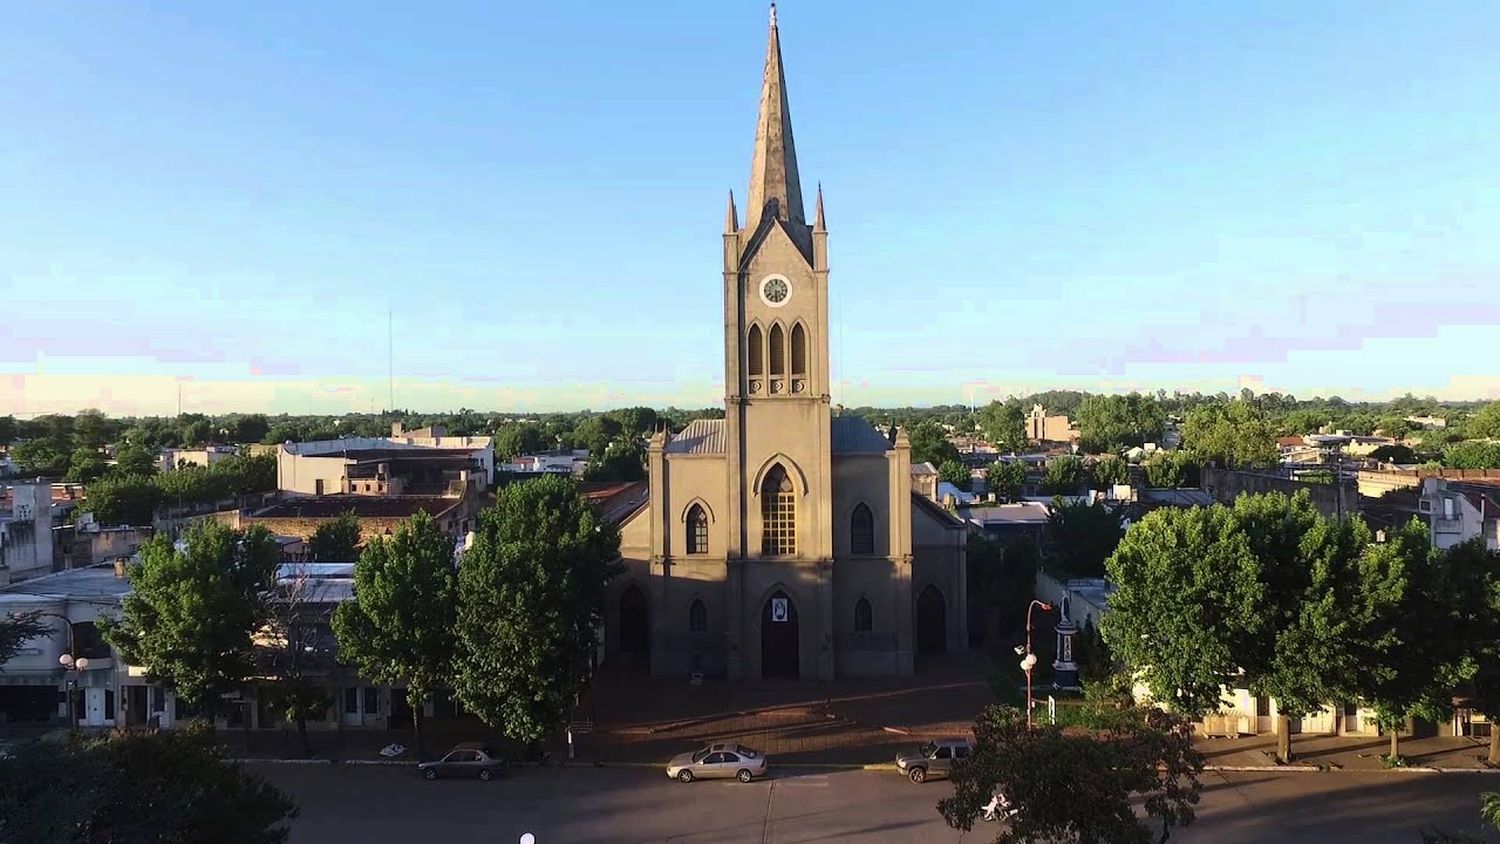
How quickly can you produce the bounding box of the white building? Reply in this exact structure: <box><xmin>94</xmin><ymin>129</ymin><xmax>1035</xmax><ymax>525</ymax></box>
<box><xmin>0</xmin><ymin>483</ymin><xmax>54</xmax><ymax>586</ymax></box>
<box><xmin>1420</xmin><ymin>477</ymin><xmax>1500</xmax><ymax>551</ymax></box>
<box><xmin>157</xmin><ymin>445</ymin><xmax>240</xmax><ymax>473</ymax></box>
<box><xmin>277</xmin><ymin>432</ymin><xmax>494</xmax><ymax>496</ymax></box>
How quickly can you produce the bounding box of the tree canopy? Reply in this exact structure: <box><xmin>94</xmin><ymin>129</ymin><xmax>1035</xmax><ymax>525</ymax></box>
<box><xmin>453</xmin><ymin>476</ymin><xmax>623</xmax><ymax>743</ymax></box>
<box><xmin>985</xmin><ymin>460</ymin><xmax>1028</xmax><ymax>502</ymax></box>
<box><xmin>977</xmin><ymin>400</ymin><xmax>1028</xmax><ymax>453</ymax></box>
<box><xmin>907</xmin><ymin>419</ymin><xmax>961</xmax><ymax>467</ymax></box>
<box><xmin>938</xmin><ymin>459</ymin><xmax>971</xmax><ymax>492</ymax></box>
<box><xmin>1046</xmin><ymin>500</ymin><xmax>1127</xmax><ymax>578</ymax></box>
<box><xmin>331</xmin><ymin>511</ymin><xmax>458</xmax><ymax>755</ymax></box>
<box><xmin>0</xmin><ymin>612</ymin><xmax>51</xmax><ymax>668</ymax></box>
<box><xmin>101</xmin><ymin>521</ymin><xmax>280</xmax><ymax>714</ymax></box>
<box><xmin>309</xmin><ymin>511</ymin><xmax>362</xmax><ymax>561</ymax></box>
<box><xmin>1041</xmin><ymin>455</ymin><xmax>1086</xmax><ymax>495</ymax></box>
<box><xmin>1181</xmin><ymin>401</ymin><xmax>1278</xmax><ymax>469</ymax></box>
<box><xmin>1075</xmin><ymin>393</ymin><xmax>1166</xmax><ymax>454</ymax></box>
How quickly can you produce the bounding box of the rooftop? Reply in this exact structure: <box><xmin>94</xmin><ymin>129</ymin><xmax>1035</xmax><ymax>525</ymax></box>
<box><xmin>252</xmin><ymin>496</ymin><xmax>461</xmax><ymax>519</ymax></box>
<box><xmin>831</xmin><ymin>416</ymin><xmax>892</xmax><ymax>454</ymax></box>
<box><xmin>665</xmin><ymin>419</ymin><xmax>726</xmax><ymax>455</ymax></box>
<box><xmin>0</xmin><ymin>563</ymin><xmax>133</xmax><ymax>604</ymax></box>
<box><xmin>965</xmin><ymin>503</ymin><xmax>1051</xmax><ymax>525</ymax></box>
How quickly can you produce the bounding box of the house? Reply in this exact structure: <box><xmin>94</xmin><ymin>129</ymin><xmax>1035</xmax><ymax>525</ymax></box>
<box><xmin>0</xmin><ymin>483</ymin><xmax>54</xmax><ymax>586</ymax></box>
<box><xmin>963</xmin><ymin>502</ymin><xmax>1050</xmax><ymax>546</ymax></box>
<box><xmin>1419</xmin><ymin>477</ymin><xmax>1500</xmax><ymax>551</ymax></box>
<box><xmin>504</xmin><ymin>448</ymin><xmax>589</xmax><ymax>477</ymax></box>
<box><xmin>157</xmin><ymin>444</ymin><xmax>240</xmax><ymax>473</ymax></box>
<box><xmin>277</xmin><ymin>432</ymin><xmax>494</xmax><ymax>496</ymax></box>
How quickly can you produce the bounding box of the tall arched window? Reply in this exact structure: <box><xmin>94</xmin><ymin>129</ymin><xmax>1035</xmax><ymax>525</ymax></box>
<box><xmin>854</xmin><ymin>597</ymin><xmax>873</xmax><ymax>632</ymax></box>
<box><xmin>689</xmin><ymin>599</ymin><xmax>708</xmax><ymax>632</ymax></box>
<box><xmin>761</xmin><ymin>464</ymin><xmax>796</xmax><ymax>555</ymax></box>
<box><xmin>850</xmin><ymin>502</ymin><xmax>874</xmax><ymax>555</ymax></box>
<box><xmin>790</xmin><ymin>323</ymin><xmax>807</xmax><ymax>375</ymax></box>
<box><xmin>747</xmin><ymin>324</ymin><xmax>764</xmax><ymax>377</ymax></box>
<box><xmin>686</xmin><ymin>504</ymin><xmax>708</xmax><ymax>555</ymax></box>
<box><xmin>768</xmin><ymin>324</ymin><xmax>786</xmax><ymax>377</ymax></box>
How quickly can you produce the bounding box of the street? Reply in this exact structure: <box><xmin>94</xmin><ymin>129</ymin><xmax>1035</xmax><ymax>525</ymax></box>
<box><xmin>253</xmin><ymin>763</ymin><xmax>1500</xmax><ymax>844</ymax></box>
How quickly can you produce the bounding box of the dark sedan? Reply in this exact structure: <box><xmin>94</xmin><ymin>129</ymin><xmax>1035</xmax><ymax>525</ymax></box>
<box><xmin>417</xmin><ymin>743</ymin><xmax>508</xmax><ymax>781</ymax></box>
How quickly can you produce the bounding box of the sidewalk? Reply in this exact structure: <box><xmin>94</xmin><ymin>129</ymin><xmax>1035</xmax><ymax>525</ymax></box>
<box><xmin>1195</xmin><ymin>733</ymin><xmax>1498</xmax><ymax>772</ymax></box>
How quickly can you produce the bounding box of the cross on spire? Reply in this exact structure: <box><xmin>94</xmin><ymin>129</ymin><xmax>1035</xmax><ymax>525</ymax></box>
<box><xmin>745</xmin><ymin>2</ymin><xmax>804</xmax><ymax>233</ymax></box>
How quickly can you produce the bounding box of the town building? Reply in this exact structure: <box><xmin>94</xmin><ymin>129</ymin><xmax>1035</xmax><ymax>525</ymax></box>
<box><xmin>606</xmin><ymin>9</ymin><xmax>968</xmax><ymax>681</ymax></box>
<box><xmin>1026</xmin><ymin>405</ymin><xmax>1079</xmax><ymax>444</ymax></box>
<box><xmin>1419</xmin><ymin>477</ymin><xmax>1500</xmax><ymax>551</ymax></box>
<box><xmin>276</xmin><ymin>428</ymin><xmax>494</xmax><ymax>496</ymax></box>
<box><xmin>0</xmin><ymin>483</ymin><xmax>53</xmax><ymax>585</ymax></box>
<box><xmin>157</xmin><ymin>444</ymin><xmax>240</xmax><ymax>473</ymax></box>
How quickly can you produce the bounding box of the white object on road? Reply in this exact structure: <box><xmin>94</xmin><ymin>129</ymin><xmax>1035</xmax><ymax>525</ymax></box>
<box><xmin>379</xmin><ymin>743</ymin><xmax>407</xmax><ymax>758</ymax></box>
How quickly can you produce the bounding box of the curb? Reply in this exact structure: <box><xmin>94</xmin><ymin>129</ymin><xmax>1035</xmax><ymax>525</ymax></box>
<box><xmin>1202</xmin><ymin>764</ymin><xmax>1500</xmax><ymax>774</ymax></box>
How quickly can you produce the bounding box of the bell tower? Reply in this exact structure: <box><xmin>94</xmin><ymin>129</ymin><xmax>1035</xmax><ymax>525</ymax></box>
<box><xmin>722</xmin><ymin>4</ymin><xmax>834</xmax><ymax>563</ymax></box>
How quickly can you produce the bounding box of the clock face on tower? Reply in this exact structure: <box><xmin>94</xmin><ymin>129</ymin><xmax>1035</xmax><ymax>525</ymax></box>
<box><xmin>759</xmin><ymin>275</ymin><xmax>791</xmax><ymax>307</ymax></box>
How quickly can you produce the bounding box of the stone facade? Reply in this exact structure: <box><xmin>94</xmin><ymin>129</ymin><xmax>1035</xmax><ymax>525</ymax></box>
<box><xmin>604</xmin><ymin>10</ymin><xmax>966</xmax><ymax>681</ymax></box>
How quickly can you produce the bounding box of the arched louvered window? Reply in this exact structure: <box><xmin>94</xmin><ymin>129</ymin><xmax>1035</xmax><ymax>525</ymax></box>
<box><xmin>761</xmin><ymin>464</ymin><xmax>796</xmax><ymax>556</ymax></box>
<box><xmin>768</xmin><ymin>324</ymin><xmax>786</xmax><ymax>376</ymax></box>
<box><xmin>854</xmin><ymin>597</ymin><xmax>873</xmax><ymax>632</ymax></box>
<box><xmin>747</xmin><ymin>324</ymin><xmax>764</xmax><ymax>377</ymax></box>
<box><xmin>850</xmin><ymin>502</ymin><xmax>874</xmax><ymax>555</ymax></box>
<box><xmin>790</xmin><ymin>323</ymin><xmax>807</xmax><ymax>375</ymax></box>
<box><xmin>686</xmin><ymin>504</ymin><xmax>708</xmax><ymax>555</ymax></box>
<box><xmin>689</xmin><ymin>599</ymin><xmax>708</xmax><ymax>632</ymax></box>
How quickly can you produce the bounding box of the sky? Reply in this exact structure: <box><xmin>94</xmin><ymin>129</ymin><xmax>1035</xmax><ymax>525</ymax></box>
<box><xmin>3</xmin><ymin>1</ymin><xmax>1498</xmax><ymax>417</ymax></box>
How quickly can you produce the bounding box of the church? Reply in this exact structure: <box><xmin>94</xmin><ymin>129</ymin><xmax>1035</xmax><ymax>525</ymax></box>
<box><xmin>606</xmin><ymin>8</ymin><xmax>968</xmax><ymax>680</ymax></box>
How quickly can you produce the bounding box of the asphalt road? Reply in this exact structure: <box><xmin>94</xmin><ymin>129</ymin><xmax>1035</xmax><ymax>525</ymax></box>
<box><xmin>251</xmin><ymin>763</ymin><xmax>1500</xmax><ymax>844</ymax></box>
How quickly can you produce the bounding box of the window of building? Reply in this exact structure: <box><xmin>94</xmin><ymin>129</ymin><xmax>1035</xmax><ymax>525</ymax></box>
<box><xmin>768</xmin><ymin>324</ymin><xmax>786</xmax><ymax>376</ymax></box>
<box><xmin>850</xmin><ymin>502</ymin><xmax>874</xmax><ymax>555</ymax></box>
<box><xmin>761</xmin><ymin>465</ymin><xmax>796</xmax><ymax>555</ymax></box>
<box><xmin>1444</xmin><ymin>498</ymin><xmax>1456</xmax><ymax>520</ymax></box>
<box><xmin>790</xmin><ymin>323</ymin><xmax>807</xmax><ymax>375</ymax></box>
<box><xmin>854</xmin><ymin>597</ymin><xmax>872</xmax><ymax>632</ymax></box>
<box><xmin>747</xmin><ymin>324</ymin><xmax>764</xmax><ymax>377</ymax></box>
<box><xmin>689</xmin><ymin>599</ymin><xmax>708</xmax><ymax>632</ymax></box>
<box><xmin>687</xmin><ymin>504</ymin><xmax>708</xmax><ymax>555</ymax></box>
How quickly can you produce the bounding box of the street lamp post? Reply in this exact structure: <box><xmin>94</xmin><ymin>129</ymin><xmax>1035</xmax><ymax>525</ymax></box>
<box><xmin>1022</xmin><ymin>600</ymin><xmax>1053</xmax><ymax>730</ymax></box>
<box><xmin>19</xmin><ymin>610</ymin><xmax>86</xmax><ymax>736</ymax></box>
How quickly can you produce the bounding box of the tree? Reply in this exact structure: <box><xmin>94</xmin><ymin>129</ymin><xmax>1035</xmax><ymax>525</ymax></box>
<box><xmin>453</xmin><ymin>476</ymin><xmax>622</xmax><ymax>743</ymax></box>
<box><xmin>907</xmin><ymin>419</ymin><xmax>960</xmax><ymax>467</ymax></box>
<box><xmin>180</xmin><ymin>416</ymin><xmax>213</xmax><ymax>446</ymax></box>
<box><xmin>78</xmin><ymin>474</ymin><xmax>164</xmax><ymax>526</ymax></box>
<box><xmin>0</xmin><ymin>414</ymin><xmax>16</xmax><ymax>446</ymax></box>
<box><xmin>0</xmin><ymin>612</ymin><xmax>51</xmax><ymax>667</ymax></box>
<box><xmin>261</xmin><ymin>566</ymin><xmax>333</xmax><ymax>757</ymax></box>
<box><xmin>309</xmin><ymin>511</ymin><xmax>362</xmax><ymax>561</ymax></box>
<box><xmin>113</xmin><ymin>442</ymin><xmax>159</xmax><ymax>477</ymax></box>
<box><xmin>570</xmin><ymin>415</ymin><xmax>624</xmax><ymax>457</ymax></box>
<box><xmin>101</xmin><ymin>521</ymin><xmax>279</xmax><ymax>717</ymax></box>
<box><xmin>583</xmin><ymin>435</ymin><xmax>646</xmax><ymax>482</ymax></box>
<box><xmin>63</xmin><ymin>446</ymin><xmax>109</xmax><ymax>483</ymax></box>
<box><xmin>1143</xmin><ymin>451</ymin><xmax>1199</xmax><ymax>489</ymax></box>
<box><xmin>262</xmin><ymin>421</ymin><xmax>304</xmax><ymax>445</ymax></box>
<box><xmin>1075</xmin><ymin>393</ymin><xmax>1166</xmax><ymax>454</ymax></box>
<box><xmin>606</xmin><ymin>406</ymin><xmax>659</xmax><ymax>436</ymax></box>
<box><xmin>1445</xmin><ymin>440</ymin><xmax>1500</xmax><ymax>469</ymax></box>
<box><xmin>938</xmin><ymin>459</ymin><xmax>970</xmax><ymax>492</ymax></box>
<box><xmin>1441</xmin><ymin>540</ymin><xmax>1500</xmax><ymax>766</ymax></box>
<box><xmin>978</xmin><ymin>400</ymin><xmax>1027</xmax><ymax>453</ymax></box>
<box><xmin>10</xmin><ymin>438</ymin><xmax>69</xmax><ymax>477</ymax></box>
<box><xmin>938</xmin><ymin>704</ymin><xmax>1202</xmax><ymax>844</ymax></box>
<box><xmin>331</xmin><ymin>511</ymin><xmax>458</xmax><ymax>756</ymax></box>
<box><xmin>1103</xmin><ymin>505</ymin><xmax>1265</xmax><ymax>718</ymax></box>
<box><xmin>985</xmin><ymin>460</ymin><xmax>1028</xmax><ymax>502</ymax></box>
<box><xmin>494</xmin><ymin>422</ymin><xmax>550</xmax><ymax>462</ymax></box>
<box><xmin>1091</xmin><ymin>455</ymin><xmax>1129</xmax><ymax>490</ymax></box>
<box><xmin>1046</xmin><ymin>500</ymin><xmax>1127</xmax><ymax>578</ymax></box>
<box><xmin>1041</xmin><ymin>455</ymin><xmax>1085</xmax><ymax>495</ymax></box>
<box><xmin>71</xmin><ymin>409</ymin><xmax>116</xmax><ymax>451</ymax></box>
<box><xmin>1466</xmin><ymin>401</ymin><xmax>1500</xmax><ymax>440</ymax></box>
<box><xmin>0</xmin><ymin>723</ymin><xmax>296</xmax><ymax>844</ymax></box>
<box><xmin>232</xmin><ymin>414</ymin><xmax>271</xmax><ymax>445</ymax></box>
<box><xmin>1181</xmin><ymin>401</ymin><xmax>1278</xmax><ymax>468</ymax></box>
<box><xmin>1369</xmin><ymin>444</ymin><xmax>1418</xmax><ymax>465</ymax></box>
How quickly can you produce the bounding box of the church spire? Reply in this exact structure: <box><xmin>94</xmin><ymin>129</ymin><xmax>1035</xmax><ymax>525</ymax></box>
<box><xmin>725</xmin><ymin>190</ymin><xmax>739</xmax><ymax>234</ymax></box>
<box><xmin>813</xmin><ymin>182</ymin><xmax>825</xmax><ymax>232</ymax></box>
<box><xmin>745</xmin><ymin>3</ymin><xmax>805</xmax><ymax>233</ymax></box>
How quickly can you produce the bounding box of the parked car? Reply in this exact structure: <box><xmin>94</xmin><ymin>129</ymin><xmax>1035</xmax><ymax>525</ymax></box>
<box><xmin>894</xmin><ymin>737</ymin><xmax>972</xmax><ymax>783</ymax></box>
<box><xmin>417</xmin><ymin>743</ymin><xmax>508</xmax><ymax>781</ymax></box>
<box><xmin>666</xmin><ymin>742</ymin><xmax>767</xmax><ymax>783</ymax></box>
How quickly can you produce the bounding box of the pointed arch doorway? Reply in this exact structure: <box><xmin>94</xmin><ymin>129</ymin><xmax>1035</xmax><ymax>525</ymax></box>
<box><xmin>917</xmin><ymin>585</ymin><xmax>947</xmax><ymax>655</ymax></box>
<box><xmin>619</xmin><ymin>584</ymin><xmax>650</xmax><ymax>669</ymax></box>
<box><xmin>761</xmin><ymin>591</ymin><xmax>799</xmax><ymax>679</ymax></box>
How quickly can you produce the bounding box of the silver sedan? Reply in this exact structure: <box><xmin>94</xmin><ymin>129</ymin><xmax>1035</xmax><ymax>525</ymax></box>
<box><xmin>665</xmin><ymin>743</ymin><xmax>768</xmax><ymax>783</ymax></box>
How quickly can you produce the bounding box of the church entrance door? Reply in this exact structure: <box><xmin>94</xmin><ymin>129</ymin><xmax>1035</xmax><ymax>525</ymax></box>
<box><xmin>761</xmin><ymin>591</ymin><xmax>799</xmax><ymax>679</ymax></box>
<box><xmin>619</xmin><ymin>585</ymin><xmax>650</xmax><ymax>668</ymax></box>
<box><xmin>917</xmin><ymin>585</ymin><xmax>946</xmax><ymax>654</ymax></box>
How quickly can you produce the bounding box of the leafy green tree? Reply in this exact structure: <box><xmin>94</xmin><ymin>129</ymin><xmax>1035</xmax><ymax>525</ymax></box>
<box><xmin>938</xmin><ymin>704</ymin><xmax>1202</xmax><ymax>844</ymax></box>
<box><xmin>1445</xmin><ymin>440</ymin><xmax>1500</xmax><ymax>469</ymax></box>
<box><xmin>494</xmin><ymin>422</ymin><xmax>551</xmax><ymax>461</ymax></box>
<box><xmin>71</xmin><ymin>409</ymin><xmax>117</xmax><ymax>451</ymax></box>
<box><xmin>0</xmin><ymin>723</ymin><xmax>296</xmax><ymax>844</ymax></box>
<box><xmin>0</xmin><ymin>612</ymin><xmax>51</xmax><ymax>667</ymax></box>
<box><xmin>1465</xmin><ymin>401</ymin><xmax>1500</xmax><ymax>440</ymax></box>
<box><xmin>64</xmin><ymin>446</ymin><xmax>109</xmax><ymax>483</ymax></box>
<box><xmin>908</xmin><ymin>419</ymin><xmax>961</xmax><ymax>467</ymax></box>
<box><xmin>232</xmin><ymin>414</ymin><xmax>271</xmax><ymax>445</ymax></box>
<box><xmin>1103</xmin><ymin>505</ymin><xmax>1265</xmax><ymax>718</ymax></box>
<box><xmin>309</xmin><ymin>511</ymin><xmax>362</xmax><ymax>561</ymax></box>
<box><xmin>977</xmin><ymin>400</ymin><xmax>1028</xmax><ymax>453</ymax></box>
<box><xmin>1041</xmin><ymin>455</ymin><xmax>1085</xmax><ymax>495</ymax></box>
<box><xmin>262</xmin><ymin>422</ymin><xmax>304</xmax><ymax>445</ymax></box>
<box><xmin>179</xmin><ymin>416</ymin><xmax>213</xmax><ymax>446</ymax></box>
<box><xmin>10</xmin><ymin>438</ymin><xmax>70</xmax><ymax>477</ymax></box>
<box><xmin>1181</xmin><ymin>401</ymin><xmax>1278</xmax><ymax>468</ymax></box>
<box><xmin>985</xmin><ymin>460</ymin><xmax>1028</xmax><ymax>502</ymax></box>
<box><xmin>583</xmin><ymin>435</ymin><xmax>646</xmax><ymax>482</ymax></box>
<box><xmin>1440</xmin><ymin>540</ymin><xmax>1500</xmax><ymax>766</ymax></box>
<box><xmin>331</xmin><ymin>511</ymin><xmax>458</xmax><ymax>756</ymax></box>
<box><xmin>1143</xmin><ymin>451</ymin><xmax>1200</xmax><ymax>489</ymax></box>
<box><xmin>79</xmin><ymin>474</ymin><xmax>164</xmax><ymax>526</ymax></box>
<box><xmin>570</xmin><ymin>415</ymin><xmax>625</xmax><ymax>457</ymax></box>
<box><xmin>101</xmin><ymin>521</ymin><xmax>279</xmax><ymax>716</ymax></box>
<box><xmin>453</xmin><ymin>476</ymin><xmax>622</xmax><ymax>743</ymax></box>
<box><xmin>938</xmin><ymin>459</ymin><xmax>971</xmax><ymax>492</ymax></box>
<box><xmin>1090</xmin><ymin>455</ymin><xmax>1129</xmax><ymax>490</ymax></box>
<box><xmin>1046</xmin><ymin>500</ymin><xmax>1126</xmax><ymax>578</ymax></box>
<box><xmin>1075</xmin><ymin>393</ymin><xmax>1166</xmax><ymax>454</ymax></box>
<box><xmin>0</xmin><ymin>414</ymin><xmax>17</xmax><ymax>446</ymax></box>
<box><xmin>1369</xmin><ymin>444</ymin><xmax>1418</xmax><ymax>465</ymax></box>
<box><xmin>606</xmin><ymin>406</ymin><xmax>659</xmax><ymax>436</ymax></box>
<box><xmin>113</xmin><ymin>442</ymin><xmax>159</xmax><ymax>477</ymax></box>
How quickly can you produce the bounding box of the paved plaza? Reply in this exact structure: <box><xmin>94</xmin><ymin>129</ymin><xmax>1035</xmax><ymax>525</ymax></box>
<box><xmin>255</xmin><ymin>763</ymin><xmax>1500</xmax><ymax>844</ymax></box>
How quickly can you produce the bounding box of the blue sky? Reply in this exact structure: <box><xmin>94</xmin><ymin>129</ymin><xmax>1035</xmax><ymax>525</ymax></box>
<box><xmin>3</xmin><ymin>1</ymin><xmax>1498</xmax><ymax>416</ymax></box>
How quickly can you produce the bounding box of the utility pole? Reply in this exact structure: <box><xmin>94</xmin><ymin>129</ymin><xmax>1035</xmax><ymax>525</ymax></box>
<box><xmin>388</xmin><ymin>305</ymin><xmax>395</xmax><ymax>413</ymax></box>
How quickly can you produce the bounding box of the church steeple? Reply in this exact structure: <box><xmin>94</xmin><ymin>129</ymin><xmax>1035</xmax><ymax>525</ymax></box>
<box><xmin>745</xmin><ymin>3</ymin><xmax>805</xmax><ymax>233</ymax></box>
